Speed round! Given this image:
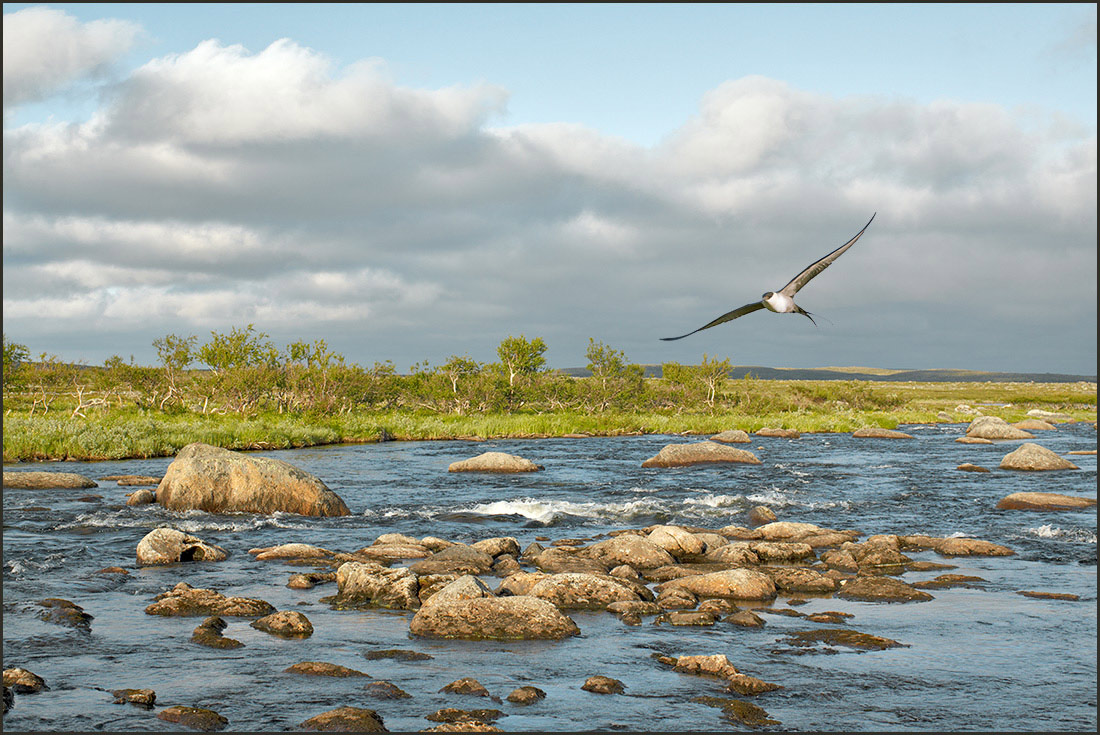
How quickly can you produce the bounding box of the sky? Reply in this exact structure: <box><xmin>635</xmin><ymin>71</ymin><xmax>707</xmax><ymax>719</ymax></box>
<box><xmin>3</xmin><ymin>3</ymin><xmax>1097</xmax><ymax>375</ymax></box>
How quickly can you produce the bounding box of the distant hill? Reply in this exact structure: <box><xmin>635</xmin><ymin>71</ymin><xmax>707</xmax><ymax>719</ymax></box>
<box><xmin>559</xmin><ymin>365</ymin><xmax>1096</xmax><ymax>383</ymax></box>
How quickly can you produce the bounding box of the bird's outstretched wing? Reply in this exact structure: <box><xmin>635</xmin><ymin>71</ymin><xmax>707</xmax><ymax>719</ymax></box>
<box><xmin>779</xmin><ymin>212</ymin><xmax>876</xmax><ymax>298</ymax></box>
<box><xmin>660</xmin><ymin>302</ymin><xmax>766</xmax><ymax>341</ymax></box>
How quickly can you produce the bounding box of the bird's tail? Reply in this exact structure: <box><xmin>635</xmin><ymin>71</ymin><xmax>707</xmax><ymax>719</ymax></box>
<box><xmin>795</xmin><ymin>306</ymin><xmax>819</xmax><ymax>326</ymax></box>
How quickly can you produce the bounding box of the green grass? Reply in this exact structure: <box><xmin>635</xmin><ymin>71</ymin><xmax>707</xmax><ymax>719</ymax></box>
<box><xmin>3</xmin><ymin>380</ymin><xmax>1095</xmax><ymax>462</ymax></box>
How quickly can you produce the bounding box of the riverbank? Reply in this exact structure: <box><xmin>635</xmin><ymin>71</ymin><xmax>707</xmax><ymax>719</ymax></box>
<box><xmin>4</xmin><ymin>386</ymin><xmax>1096</xmax><ymax>463</ymax></box>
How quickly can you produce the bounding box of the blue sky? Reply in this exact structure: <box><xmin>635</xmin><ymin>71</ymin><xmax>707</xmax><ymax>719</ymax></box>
<box><xmin>3</xmin><ymin>3</ymin><xmax>1097</xmax><ymax>374</ymax></box>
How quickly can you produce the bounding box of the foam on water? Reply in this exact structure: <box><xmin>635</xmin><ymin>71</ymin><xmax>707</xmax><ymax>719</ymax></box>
<box><xmin>1026</xmin><ymin>524</ymin><xmax>1098</xmax><ymax>544</ymax></box>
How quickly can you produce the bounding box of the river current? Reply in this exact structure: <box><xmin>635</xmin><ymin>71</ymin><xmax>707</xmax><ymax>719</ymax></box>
<box><xmin>3</xmin><ymin>422</ymin><xmax>1096</xmax><ymax>732</ymax></box>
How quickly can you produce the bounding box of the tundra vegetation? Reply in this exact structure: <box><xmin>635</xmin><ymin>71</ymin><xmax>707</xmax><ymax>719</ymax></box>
<box><xmin>2</xmin><ymin>330</ymin><xmax>1095</xmax><ymax>462</ymax></box>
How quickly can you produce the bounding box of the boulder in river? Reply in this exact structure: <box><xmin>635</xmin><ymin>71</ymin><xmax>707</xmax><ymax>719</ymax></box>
<box><xmin>448</xmin><ymin>452</ymin><xmax>543</xmax><ymax>473</ymax></box>
<box><xmin>145</xmin><ymin>582</ymin><xmax>275</xmax><ymax>617</ymax></box>
<box><xmin>710</xmin><ymin>430</ymin><xmax>751</xmax><ymax>444</ymax></box>
<box><xmin>656</xmin><ymin>568</ymin><xmax>777</xmax><ymax>601</ymax></box>
<box><xmin>409</xmin><ymin>576</ymin><xmax>580</xmax><ymax>640</ymax></box>
<box><xmin>155</xmin><ymin>442</ymin><xmax>350</xmax><ymax>516</ymax></box>
<box><xmin>581</xmin><ymin>675</ymin><xmax>624</xmax><ymax>694</ymax></box>
<box><xmin>836</xmin><ymin>576</ymin><xmax>933</xmax><ymax>603</ymax></box>
<box><xmin>36</xmin><ymin>598</ymin><xmax>93</xmax><ymax>631</ymax></box>
<box><xmin>157</xmin><ymin>705</ymin><xmax>228</xmax><ymax>731</ymax></box>
<box><xmin>3</xmin><ymin>667</ymin><xmax>47</xmax><ymax>693</ymax></box>
<box><xmin>137</xmin><ymin>527</ymin><xmax>228</xmax><ymax>566</ymax></box>
<box><xmin>965</xmin><ymin>416</ymin><xmax>1033</xmax><ymax>440</ymax></box>
<box><xmin>641</xmin><ymin>441</ymin><xmax>761</xmax><ymax>468</ymax></box>
<box><xmin>525</xmin><ymin>572</ymin><xmax>647</xmax><ymax>609</ymax></box>
<box><xmin>333</xmin><ymin>562</ymin><xmax>421</xmax><ymax>610</ymax></box>
<box><xmin>998</xmin><ymin>443</ymin><xmax>1079</xmax><ymax>471</ymax></box>
<box><xmin>251</xmin><ymin>610</ymin><xmax>313</xmax><ymax>638</ymax></box>
<box><xmin>754</xmin><ymin>427</ymin><xmax>800</xmax><ymax>438</ymax></box>
<box><xmin>2</xmin><ymin>471</ymin><xmax>97</xmax><ymax>489</ymax></box>
<box><xmin>580</xmin><ymin>535</ymin><xmax>676</xmax><ymax>569</ymax></box>
<box><xmin>300</xmin><ymin>706</ymin><xmax>387</xmax><ymax>732</ymax></box>
<box><xmin>995</xmin><ymin>492</ymin><xmax>1096</xmax><ymax>511</ymax></box>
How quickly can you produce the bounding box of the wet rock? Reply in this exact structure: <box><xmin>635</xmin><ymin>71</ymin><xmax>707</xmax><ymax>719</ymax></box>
<box><xmin>645</xmin><ymin>525</ymin><xmax>706</xmax><ymax>559</ymax></box>
<box><xmin>1012</xmin><ymin>419</ymin><xmax>1056</xmax><ymax>431</ymax></box>
<box><xmin>157</xmin><ymin>705</ymin><xmax>229</xmax><ymax>731</ymax></box>
<box><xmin>145</xmin><ymin>582</ymin><xmax>275</xmax><ymax>617</ymax></box>
<box><xmin>957</xmin><ymin>463</ymin><xmax>990</xmax><ymax>472</ymax></box>
<box><xmin>656</xmin><ymin>586</ymin><xmax>699</xmax><ymax>610</ymax></box>
<box><xmin>754</xmin><ymin>427</ymin><xmax>800</xmax><ymax>438</ymax></box>
<box><xmin>364</xmin><ymin>681</ymin><xmax>413</xmax><ymax>699</ymax></box>
<box><xmin>819</xmin><ymin>548</ymin><xmax>859</xmax><ymax>572</ymax></box>
<box><xmin>1016</xmin><ymin>590</ymin><xmax>1080</xmax><ymax>601</ymax></box>
<box><xmin>724</xmin><ymin>610</ymin><xmax>766</xmax><ymax>627</ymax></box>
<box><xmin>126</xmin><ymin>489</ymin><xmax>156</xmax><ymax>506</ymax></box>
<box><xmin>956</xmin><ymin>436</ymin><xmax>993</xmax><ymax>444</ymax></box>
<box><xmin>996</xmin><ymin>492</ymin><xmax>1096</xmax><ymax>511</ymax></box>
<box><xmin>112</xmin><ymin>475</ymin><xmax>163</xmax><ymax>486</ymax></box>
<box><xmin>506</xmin><ymin>686</ymin><xmax>546</xmax><ymax>704</ymax></box>
<box><xmin>804</xmin><ymin>610</ymin><xmax>854</xmax><ymax>624</ymax></box>
<box><xmin>111</xmin><ymin>688</ymin><xmax>156</xmax><ymax>707</ymax></box>
<box><xmin>300</xmin><ymin>706</ymin><xmax>387</xmax><ymax>731</ymax></box>
<box><xmin>765</xmin><ymin>567</ymin><xmax>838</xmax><ymax>594</ymax></box>
<box><xmin>362</xmin><ymin>649</ymin><xmax>434</xmax><ymax>662</ymax></box>
<box><xmin>440</xmin><ymin>678</ymin><xmax>494</xmax><ymax>698</ymax></box>
<box><xmin>3</xmin><ymin>668</ymin><xmax>47</xmax><ymax>693</ymax></box>
<box><xmin>965</xmin><ymin>416</ymin><xmax>1033</xmax><ymax>440</ymax></box>
<box><xmin>410</xmin><ymin>577</ymin><xmax>580</xmax><ymax>640</ymax></box>
<box><xmin>750</xmin><ymin>541</ymin><xmax>815</xmax><ymax>562</ymax></box>
<box><xmin>851</xmin><ymin>537</ymin><xmax>912</xmax><ymax>568</ymax></box>
<box><xmin>836</xmin><ymin>576</ymin><xmax>933</xmax><ymax>603</ymax></box>
<box><xmin>655</xmin><ymin>610</ymin><xmax>718</xmax><ymax>626</ymax></box>
<box><xmin>657</xmin><ymin>568</ymin><xmax>777</xmax><ymax>601</ymax></box>
<box><xmin>780</xmin><ymin>628</ymin><xmax>908</xmax><ymax>651</ymax></box>
<box><xmin>137</xmin><ymin>527</ymin><xmax>229</xmax><ymax>566</ymax></box>
<box><xmin>249</xmin><ymin>543</ymin><xmax>335</xmax><ymax>561</ymax></box>
<box><xmin>710</xmin><ymin>429</ymin><xmax>751</xmax><ymax>443</ymax></box>
<box><xmin>747</xmin><ymin>506</ymin><xmax>777</xmax><ymax>526</ymax></box>
<box><xmin>36</xmin><ymin>598</ymin><xmax>93</xmax><ymax>631</ymax></box>
<box><xmin>692</xmin><ymin>695</ymin><xmax>781</xmax><ymax>727</ymax></box>
<box><xmin>999</xmin><ymin>443</ymin><xmax>1079</xmax><ymax>471</ymax></box>
<box><xmin>332</xmin><ymin>562</ymin><xmax>421</xmax><ymax>609</ymax></box>
<box><xmin>421</xmin><ymin>722</ymin><xmax>502</xmax><ymax>732</ymax></box>
<box><xmin>287</xmin><ymin>572</ymin><xmax>336</xmax><ymax>589</ymax></box>
<box><xmin>471</xmin><ymin>537</ymin><xmax>521</xmax><ymax>558</ymax></box>
<box><xmin>250</xmin><ymin>610</ymin><xmax>313</xmax><ymax>638</ymax></box>
<box><xmin>191</xmin><ymin>616</ymin><xmax>244</xmax><ymax>649</ymax></box>
<box><xmin>525</xmin><ymin>572</ymin><xmax>647</xmax><ymax>609</ymax></box>
<box><xmin>606</xmin><ymin>600</ymin><xmax>662</xmax><ymax>616</ymax></box>
<box><xmin>447</xmin><ymin>452</ymin><xmax>543</xmax><ymax>473</ymax></box>
<box><xmin>852</xmin><ymin>427</ymin><xmax>914</xmax><ymax>439</ymax></box>
<box><xmin>704</xmin><ymin>542</ymin><xmax>760</xmax><ymax>566</ymax></box>
<box><xmin>285</xmin><ymin>661</ymin><xmax>369</xmax><ymax>677</ymax></box>
<box><xmin>898</xmin><ymin>535</ymin><xmax>1014</xmax><ymax>557</ymax></box>
<box><xmin>911</xmin><ymin>574</ymin><xmax>986</xmax><ymax>590</ymax></box>
<box><xmin>655</xmin><ymin>654</ymin><xmax>780</xmax><ymax>695</ymax></box>
<box><xmin>580</xmin><ymin>534</ymin><xmax>676</xmax><ymax>570</ymax></box>
<box><xmin>156</xmin><ymin>442</ymin><xmax>351</xmax><ymax>517</ymax></box>
<box><xmin>581</xmin><ymin>675</ymin><xmax>624</xmax><ymax>694</ymax></box>
<box><xmin>641</xmin><ymin>441</ymin><xmax>761</xmax><ymax>468</ymax></box>
<box><xmin>532</xmin><ymin>547</ymin><xmax>610</xmax><ymax>574</ymax></box>
<box><xmin>409</xmin><ymin>545</ymin><xmax>495</xmax><ymax>576</ymax></box>
<box><xmin>96</xmin><ymin>566</ymin><xmax>129</xmax><ymax>575</ymax></box>
<box><xmin>3</xmin><ymin>471</ymin><xmax>97</xmax><ymax>489</ymax></box>
<box><xmin>427</xmin><ymin>708</ymin><xmax>503</xmax><ymax>723</ymax></box>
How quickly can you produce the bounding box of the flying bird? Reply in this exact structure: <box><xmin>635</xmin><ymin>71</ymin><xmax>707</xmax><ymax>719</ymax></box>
<box><xmin>661</xmin><ymin>213</ymin><xmax>876</xmax><ymax>341</ymax></box>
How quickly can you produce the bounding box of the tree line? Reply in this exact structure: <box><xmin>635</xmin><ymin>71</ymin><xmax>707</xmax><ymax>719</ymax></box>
<box><xmin>3</xmin><ymin>328</ymin><xmax>758</xmax><ymax>417</ymax></box>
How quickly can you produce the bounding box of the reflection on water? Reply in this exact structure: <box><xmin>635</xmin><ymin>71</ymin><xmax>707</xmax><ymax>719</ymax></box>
<box><xmin>3</xmin><ymin>424</ymin><xmax>1097</xmax><ymax>731</ymax></box>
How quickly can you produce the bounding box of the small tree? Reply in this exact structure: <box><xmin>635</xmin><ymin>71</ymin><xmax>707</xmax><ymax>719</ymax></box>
<box><xmin>496</xmin><ymin>335</ymin><xmax>547</xmax><ymax>388</ymax></box>
<box><xmin>441</xmin><ymin>355</ymin><xmax>480</xmax><ymax>394</ymax></box>
<box><xmin>2</xmin><ymin>333</ymin><xmax>29</xmax><ymax>390</ymax></box>
<box><xmin>152</xmin><ymin>333</ymin><xmax>197</xmax><ymax>409</ymax></box>
<box><xmin>699</xmin><ymin>353</ymin><xmax>732</xmax><ymax>407</ymax></box>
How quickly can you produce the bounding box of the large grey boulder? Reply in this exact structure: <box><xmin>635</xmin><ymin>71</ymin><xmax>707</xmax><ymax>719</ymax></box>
<box><xmin>3</xmin><ymin>471</ymin><xmax>97</xmax><ymax>489</ymax></box>
<box><xmin>656</xmin><ymin>569</ymin><xmax>777</xmax><ymax>600</ymax></box>
<box><xmin>448</xmin><ymin>452</ymin><xmax>543</xmax><ymax>473</ymax></box>
<box><xmin>524</xmin><ymin>572</ymin><xmax>645</xmax><ymax>609</ymax></box>
<box><xmin>965</xmin><ymin>416</ymin><xmax>1033</xmax><ymax>440</ymax></box>
<box><xmin>333</xmin><ymin>562</ymin><xmax>421</xmax><ymax>610</ymax></box>
<box><xmin>409</xmin><ymin>576</ymin><xmax>580</xmax><ymax>640</ymax></box>
<box><xmin>999</xmin><ymin>443</ymin><xmax>1079</xmax><ymax>471</ymax></box>
<box><xmin>156</xmin><ymin>443</ymin><xmax>350</xmax><ymax>516</ymax></box>
<box><xmin>580</xmin><ymin>535</ymin><xmax>676</xmax><ymax>570</ymax></box>
<box><xmin>642</xmin><ymin>441</ymin><xmax>761</xmax><ymax>468</ymax></box>
<box><xmin>137</xmin><ymin>528</ymin><xmax>228</xmax><ymax>566</ymax></box>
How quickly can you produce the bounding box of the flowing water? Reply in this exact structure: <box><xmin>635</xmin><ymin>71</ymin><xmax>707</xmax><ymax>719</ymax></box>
<box><xmin>3</xmin><ymin>423</ymin><xmax>1096</xmax><ymax>732</ymax></box>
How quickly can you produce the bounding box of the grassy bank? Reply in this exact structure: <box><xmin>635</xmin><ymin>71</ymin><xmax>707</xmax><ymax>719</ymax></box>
<box><xmin>3</xmin><ymin>379</ymin><xmax>1095</xmax><ymax>462</ymax></box>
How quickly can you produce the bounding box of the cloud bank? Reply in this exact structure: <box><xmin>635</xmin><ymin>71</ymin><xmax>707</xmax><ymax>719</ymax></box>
<box><xmin>3</xmin><ymin>10</ymin><xmax>1096</xmax><ymax>374</ymax></box>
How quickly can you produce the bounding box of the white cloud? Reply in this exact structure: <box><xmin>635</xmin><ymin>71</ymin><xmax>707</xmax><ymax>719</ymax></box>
<box><xmin>2</xmin><ymin>6</ymin><xmax>140</xmax><ymax>107</ymax></box>
<box><xmin>2</xmin><ymin>32</ymin><xmax>1095</xmax><ymax>373</ymax></box>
